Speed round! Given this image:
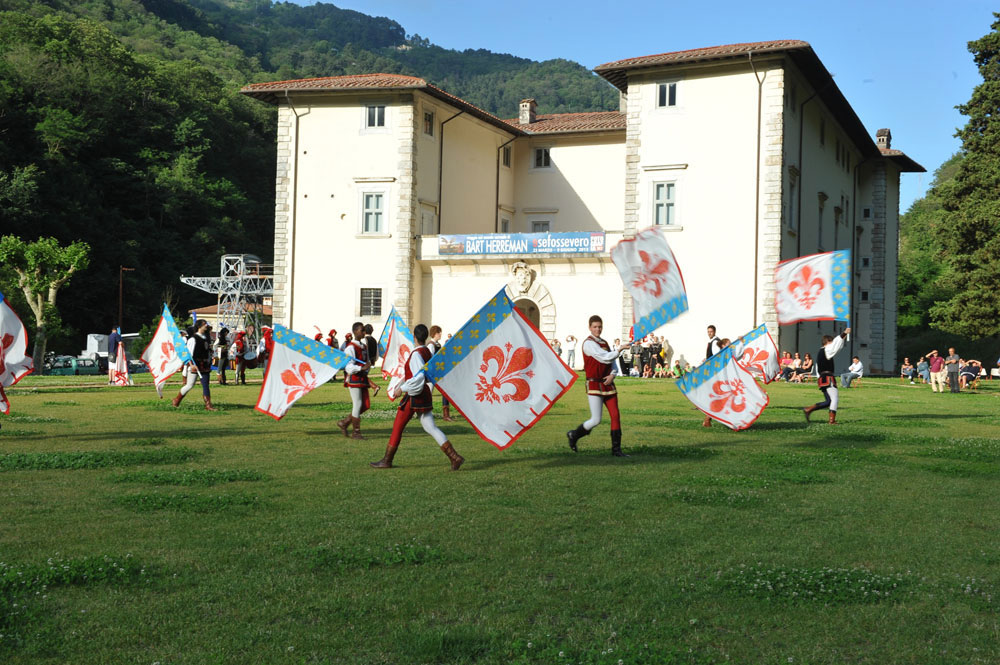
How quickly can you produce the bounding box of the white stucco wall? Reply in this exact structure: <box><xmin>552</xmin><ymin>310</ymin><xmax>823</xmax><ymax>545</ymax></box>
<box><xmin>284</xmin><ymin>94</ymin><xmax>409</xmax><ymax>333</ymax></box>
<box><xmin>439</xmin><ymin>115</ymin><xmax>513</xmax><ymax>235</ymax></box>
<box><xmin>512</xmin><ymin>134</ymin><xmax>625</xmax><ymax>233</ymax></box>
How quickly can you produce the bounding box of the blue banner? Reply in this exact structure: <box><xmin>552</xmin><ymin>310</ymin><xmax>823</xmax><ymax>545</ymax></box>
<box><xmin>438</xmin><ymin>232</ymin><xmax>606</xmax><ymax>256</ymax></box>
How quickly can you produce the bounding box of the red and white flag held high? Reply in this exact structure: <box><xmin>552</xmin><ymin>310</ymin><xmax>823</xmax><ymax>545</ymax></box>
<box><xmin>0</xmin><ymin>291</ymin><xmax>34</xmax><ymax>415</ymax></box>
<box><xmin>112</xmin><ymin>341</ymin><xmax>133</xmax><ymax>386</ymax></box>
<box><xmin>255</xmin><ymin>324</ymin><xmax>352</xmax><ymax>421</ymax></box>
<box><xmin>731</xmin><ymin>324</ymin><xmax>781</xmax><ymax>384</ymax></box>
<box><xmin>677</xmin><ymin>347</ymin><xmax>769</xmax><ymax>431</ymax></box>
<box><xmin>424</xmin><ymin>288</ymin><xmax>577</xmax><ymax>449</ymax></box>
<box><xmin>611</xmin><ymin>227</ymin><xmax>689</xmax><ymax>339</ymax></box>
<box><xmin>775</xmin><ymin>250</ymin><xmax>851</xmax><ymax>325</ymax></box>
<box><xmin>140</xmin><ymin>304</ymin><xmax>193</xmax><ymax>398</ymax></box>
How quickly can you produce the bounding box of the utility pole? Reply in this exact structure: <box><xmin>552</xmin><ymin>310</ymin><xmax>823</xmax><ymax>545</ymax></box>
<box><xmin>118</xmin><ymin>266</ymin><xmax>134</xmax><ymax>329</ymax></box>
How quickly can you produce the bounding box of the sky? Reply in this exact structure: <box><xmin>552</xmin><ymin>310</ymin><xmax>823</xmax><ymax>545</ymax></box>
<box><xmin>292</xmin><ymin>0</ymin><xmax>996</xmax><ymax>213</ymax></box>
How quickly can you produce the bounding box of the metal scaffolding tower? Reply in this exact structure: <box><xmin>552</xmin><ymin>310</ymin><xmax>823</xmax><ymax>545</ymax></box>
<box><xmin>180</xmin><ymin>254</ymin><xmax>274</xmax><ymax>332</ymax></box>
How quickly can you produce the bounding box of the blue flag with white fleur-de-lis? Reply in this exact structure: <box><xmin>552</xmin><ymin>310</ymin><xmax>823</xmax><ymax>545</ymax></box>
<box><xmin>423</xmin><ymin>287</ymin><xmax>577</xmax><ymax>449</ymax></box>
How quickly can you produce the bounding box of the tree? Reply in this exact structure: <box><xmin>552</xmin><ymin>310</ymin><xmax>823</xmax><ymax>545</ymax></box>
<box><xmin>0</xmin><ymin>235</ymin><xmax>90</xmax><ymax>368</ymax></box>
<box><xmin>930</xmin><ymin>12</ymin><xmax>1000</xmax><ymax>338</ymax></box>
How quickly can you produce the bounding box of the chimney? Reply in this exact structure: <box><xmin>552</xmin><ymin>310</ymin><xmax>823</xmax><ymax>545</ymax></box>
<box><xmin>519</xmin><ymin>98</ymin><xmax>537</xmax><ymax>125</ymax></box>
<box><xmin>876</xmin><ymin>128</ymin><xmax>891</xmax><ymax>150</ymax></box>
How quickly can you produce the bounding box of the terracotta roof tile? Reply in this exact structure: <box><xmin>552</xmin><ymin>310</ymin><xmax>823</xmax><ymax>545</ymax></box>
<box><xmin>502</xmin><ymin>111</ymin><xmax>625</xmax><ymax>134</ymax></box>
<box><xmin>241</xmin><ymin>73</ymin><xmax>520</xmax><ymax>135</ymax></box>
<box><xmin>879</xmin><ymin>147</ymin><xmax>925</xmax><ymax>172</ymax></box>
<box><xmin>595</xmin><ymin>40</ymin><xmax>810</xmax><ymax>71</ymax></box>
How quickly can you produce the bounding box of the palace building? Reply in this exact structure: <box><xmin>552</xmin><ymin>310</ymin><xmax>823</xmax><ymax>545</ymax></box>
<box><xmin>241</xmin><ymin>39</ymin><xmax>923</xmax><ymax>373</ymax></box>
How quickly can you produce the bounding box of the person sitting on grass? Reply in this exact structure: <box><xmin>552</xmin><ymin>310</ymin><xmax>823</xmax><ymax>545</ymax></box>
<box><xmin>671</xmin><ymin>360</ymin><xmax>686</xmax><ymax>378</ymax></box>
<box><xmin>642</xmin><ymin>363</ymin><xmax>653</xmax><ymax>378</ymax></box>
<box><xmin>959</xmin><ymin>359</ymin><xmax>982</xmax><ymax>390</ymax></box>
<box><xmin>653</xmin><ymin>363</ymin><xmax>668</xmax><ymax>378</ymax></box>
<box><xmin>900</xmin><ymin>357</ymin><xmax>917</xmax><ymax>384</ymax></box>
<box><xmin>916</xmin><ymin>356</ymin><xmax>931</xmax><ymax>384</ymax></box>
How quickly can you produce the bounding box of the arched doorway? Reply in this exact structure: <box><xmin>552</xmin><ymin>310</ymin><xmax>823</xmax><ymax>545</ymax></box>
<box><xmin>514</xmin><ymin>298</ymin><xmax>540</xmax><ymax>328</ymax></box>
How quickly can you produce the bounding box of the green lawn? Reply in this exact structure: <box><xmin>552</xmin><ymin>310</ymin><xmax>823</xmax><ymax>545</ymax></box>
<box><xmin>1</xmin><ymin>372</ymin><xmax>998</xmax><ymax>664</ymax></box>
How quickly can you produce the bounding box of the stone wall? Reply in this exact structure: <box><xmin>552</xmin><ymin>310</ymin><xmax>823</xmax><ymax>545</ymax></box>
<box><xmin>393</xmin><ymin>103</ymin><xmax>418</xmax><ymax>322</ymax></box>
<box><xmin>271</xmin><ymin>104</ymin><xmax>295</xmax><ymax>326</ymax></box>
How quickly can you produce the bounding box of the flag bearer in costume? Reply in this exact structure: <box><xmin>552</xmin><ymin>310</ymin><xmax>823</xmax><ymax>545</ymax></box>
<box><xmin>566</xmin><ymin>315</ymin><xmax>629</xmax><ymax>457</ymax></box>
<box><xmin>803</xmin><ymin>327</ymin><xmax>851</xmax><ymax>424</ymax></box>
<box><xmin>234</xmin><ymin>330</ymin><xmax>249</xmax><ymax>385</ymax></box>
<box><xmin>370</xmin><ymin>324</ymin><xmax>464</xmax><ymax>470</ymax></box>
<box><xmin>337</xmin><ymin>321</ymin><xmax>372</xmax><ymax>439</ymax></box>
<box><xmin>171</xmin><ymin>320</ymin><xmax>217</xmax><ymax>411</ymax></box>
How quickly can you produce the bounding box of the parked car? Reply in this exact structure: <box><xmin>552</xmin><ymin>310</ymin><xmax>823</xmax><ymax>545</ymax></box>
<box><xmin>46</xmin><ymin>355</ymin><xmax>100</xmax><ymax>376</ymax></box>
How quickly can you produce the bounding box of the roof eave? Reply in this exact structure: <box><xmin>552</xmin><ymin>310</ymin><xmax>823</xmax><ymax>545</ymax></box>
<box><xmin>884</xmin><ymin>154</ymin><xmax>926</xmax><ymax>173</ymax></box>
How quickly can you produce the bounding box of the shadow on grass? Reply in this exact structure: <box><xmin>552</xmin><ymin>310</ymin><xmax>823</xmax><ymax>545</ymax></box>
<box><xmin>7</xmin><ymin>428</ymin><xmax>254</xmax><ymax>443</ymax></box>
<box><xmin>791</xmin><ymin>432</ymin><xmax>889</xmax><ymax>449</ymax></box>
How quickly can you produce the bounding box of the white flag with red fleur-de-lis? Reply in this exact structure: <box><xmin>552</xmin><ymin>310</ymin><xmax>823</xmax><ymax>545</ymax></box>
<box><xmin>775</xmin><ymin>250</ymin><xmax>851</xmax><ymax>325</ymax></box>
<box><xmin>731</xmin><ymin>324</ymin><xmax>781</xmax><ymax>384</ymax></box>
<box><xmin>255</xmin><ymin>324</ymin><xmax>353</xmax><ymax>421</ymax></box>
<box><xmin>611</xmin><ymin>227</ymin><xmax>689</xmax><ymax>340</ymax></box>
<box><xmin>140</xmin><ymin>304</ymin><xmax>192</xmax><ymax>398</ymax></box>
<box><xmin>424</xmin><ymin>287</ymin><xmax>577</xmax><ymax>449</ymax></box>
<box><xmin>0</xmin><ymin>291</ymin><xmax>34</xmax><ymax>415</ymax></box>
<box><xmin>677</xmin><ymin>347</ymin><xmax>769</xmax><ymax>431</ymax></box>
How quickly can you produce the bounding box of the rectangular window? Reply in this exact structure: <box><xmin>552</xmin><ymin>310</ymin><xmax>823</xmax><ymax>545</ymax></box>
<box><xmin>423</xmin><ymin>111</ymin><xmax>434</xmax><ymax>136</ymax></box>
<box><xmin>360</xmin><ymin>288</ymin><xmax>382</xmax><ymax>316</ymax></box>
<box><xmin>657</xmin><ymin>82</ymin><xmax>677</xmax><ymax>108</ymax></box>
<box><xmin>653</xmin><ymin>181</ymin><xmax>676</xmax><ymax>225</ymax></box>
<box><xmin>863</xmin><ymin>208</ymin><xmax>871</xmax><ymax>219</ymax></box>
<box><xmin>502</xmin><ymin>146</ymin><xmax>511</xmax><ymax>168</ymax></box>
<box><xmin>532</xmin><ymin>221</ymin><xmax>550</xmax><ymax>232</ymax></box>
<box><xmin>362</xmin><ymin>193</ymin><xmax>384</xmax><ymax>233</ymax></box>
<box><xmin>366</xmin><ymin>105</ymin><xmax>386</xmax><ymax>128</ymax></box>
<box><xmin>862</xmin><ymin>257</ymin><xmax>871</xmax><ymax>268</ymax></box>
<box><xmin>533</xmin><ymin>148</ymin><xmax>551</xmax><ymax>168</ymax></box>
<box><xmin>860</xmin><ymin>290</ymin><xmax>869</xmax><ymax>303</ymax></box>
<box><xmin>501</xmin><ymin>218</ymin><xmax>510</xmax><ymax>233</ymax></box>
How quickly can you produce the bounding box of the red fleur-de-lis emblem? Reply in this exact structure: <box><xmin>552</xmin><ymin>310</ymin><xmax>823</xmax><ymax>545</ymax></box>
<box><xmin>709</xmin><ymin>379</ymin><xmax>747</xmax><ymax>414</ymax></box>
<box><xmin>788</xmin><ymin>265</ymin><xmax>825</xmax><ymax>309</ymax></box>
<box><xmin>391</xmin><ymin>343</ymin><xmax>411</xmax><ymax>379</ymax></box>
<box><xmin>740</xmin><ymin>348</ymin><xmax>769</xmax><ymax>375</ymax></box>
<box><xmin>0</xmin><ymin>332</ymin><xmax>13</xmax><ymax>381</ymax></box>
<box><xmin>281</xmin><ymin>362</ymin><xmax>318</xmax><ymax>404</ymax></box>
<box><xmin>158</xmin><ymin>342</ymin><xmax>174</xmax><ymax>373</ymax></box>
<box><xmin>475</xmin><ymin>342</ymin><xmax>534</xmax><ymax>404</ymax></box>
<box><xmin>631</xmin><ymin>250</ymin><xmax>671</xmax><ymax>298</ymax></box>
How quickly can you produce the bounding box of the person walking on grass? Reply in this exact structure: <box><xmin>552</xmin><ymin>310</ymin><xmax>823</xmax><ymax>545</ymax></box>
<box><xmin>107</xmin><ymin>326</ymin><xmax>121</xmax><ymax>384</ymax></box>
<box><xmin>565</xmin><ymin>334</ymin><xmax>578</xmax><ymax>369</ymax></box>
<box><xmin>337</xmin><ymin>322</ymin><xmax>372</xmax><ymax>440</ymax></box>
<box><xmin>171</xmin><ymin>320</ymin><xmax>217</xmax><ymax>411</ymax></box>
<box><xmin>370</xmin><ymin>324</ymin><xmax>464</xmax><ymax>471</ymax></box>
<box><xmin>566</xmin><ymin>315</ymin><xmax>629</xmax><ymax>457</ymax></box>
<box><xmin>803</xmin><ymin>327</ymin><xmax>850</xmax><ymax>425</ymax></box>
<box><xmin>215</xmin><ymin>327</ymin><xmax>230</xmax><ymax>385</ymax></box>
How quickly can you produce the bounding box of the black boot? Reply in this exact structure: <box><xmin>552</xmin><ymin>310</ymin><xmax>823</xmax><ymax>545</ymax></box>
<box><xmin>566</xmin><ymin>424</ymin><xmax>589</xmax><ymax>452</ymax></box>
<box><xmin>611</xmin><ymin>429</ymin><xmax>628</xmax><ymax>457</ymax></box>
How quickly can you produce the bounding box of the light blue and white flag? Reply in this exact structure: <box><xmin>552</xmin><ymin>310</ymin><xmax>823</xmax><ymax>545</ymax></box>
<box><xmin>140</xmin><ymin>304</ymin><xmax>193</xmax><ymax>398</ymax></box>
<box><xmin>611</xmin><ymin>227</ymin><xmax>689</xmax><ymax>340</ymax></box>
<box><xmin>775</xmin><ymin>250</ymin><xmax>851</xmax><ymax>325</ymax></box>
<box><xmin>424</xmin><ymin>287</ymin><xmax>576</xmax><ymax>449</ymax></box>
<box><xmin>255</xmin><ymin>324</ymin><xmax>352</xmax><ymax>421</ymax></box>
<box><xmin>731</xmin><ymin>324</ymin><xmax>781</xmax><ymax>384</ymax></box>
<box><xmin>677</xmin><ymin>346</ymin><xmax>769</xmax><ymax>431</ymax></box>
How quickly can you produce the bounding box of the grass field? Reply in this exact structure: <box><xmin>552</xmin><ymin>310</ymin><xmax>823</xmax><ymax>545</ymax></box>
<box><xmin>1</xmin><ymin>370</ymin><xmax>999</xmax><ymax>664</ymax></box>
